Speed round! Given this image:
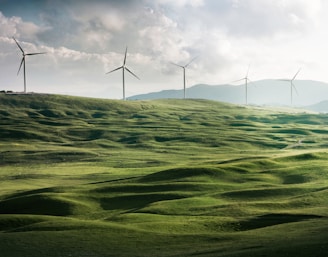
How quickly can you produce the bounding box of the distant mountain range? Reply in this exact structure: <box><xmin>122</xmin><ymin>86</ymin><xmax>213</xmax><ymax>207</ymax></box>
<box><xmin>305</xmin><ymin>101</ymin><xmax>328</xmax><ymax>113</ymax></box>
<box><xmin>128</xmin><ymin>80</ymin><xmax>328</xmax><ymax>112</ymax></box>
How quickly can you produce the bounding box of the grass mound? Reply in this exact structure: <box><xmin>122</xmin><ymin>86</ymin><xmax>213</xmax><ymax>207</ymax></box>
<box><xmin>0</xmin><ymin>194</ymin><xmax>75</xmax><ymax>216</ymax></box>
<box><xmin>0</xmin><ymin>215</ymin><xmax>46</xmax><ymax>232</ymax></box>
<box><xmin>92</xmin><ymin>183</ymin><xmax>201</xmax><ymax>194</ymax></box>
<box><xmin>221</xmin><ymin>187</ymin><xmax>308</xmax><ymax>199</ymax></box>
<box><xmin>140</xmin><ymin>167</ymin><xmax>227</xmax><ymax>182</ymax></box>
<box><xmin>235</xmin><ymin>213</ymin><xmax>324</xmax><ymax>231</ymax></box>
<box><xmin>99</xmin><ymin>193</ymin><xmax>186</xmax><ymax>211</ymax></box>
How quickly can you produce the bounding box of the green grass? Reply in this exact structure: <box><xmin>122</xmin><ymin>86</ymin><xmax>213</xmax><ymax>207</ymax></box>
<box><xmin>1</xmin><ymin>94</ymin><xmax>328</xmax><ymax>256</ymax></box>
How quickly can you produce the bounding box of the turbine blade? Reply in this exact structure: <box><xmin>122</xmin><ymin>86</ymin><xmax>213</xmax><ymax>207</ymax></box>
<box><xmin>17</xmin><ymin>57</ymin><xmax>24</xmax><ymax>75</ymax></box>
<box><xmin>291</xmin><ymin>81</ymin><xmax>299</xmax><ymax>95</ymax></box>
<box><xmin>106</xmin><ymin>66</ymin><xmax>122</xmax><ymax>74</ymax></box>
<box><xmin>171</xmin><ymin>62</ymin><xmax>184</xmax><ymax>68</ymax></box>
<box><xmin>231</xmin><ymin>78</ymin><xmax>245</xmax><ymax>83</ymax></box>
<box><xmin>292</xmin><ymin>68</ymin><xmax>301</xmax><ymax>81</ymax></box>
<box><xmin>26</xmin><ymin>52</ymin><xmax>47</xmax><ymax>56</ymax></box>
<box><xmin>185</xmin><ymin>56</ymin><xmax>198</xmax><ymax>68</ymax></box>
<box><xmin>123</xmin><ymin>46</ymin><xmax>128</xmax><ymax>65</ymax></box>
<box><xmin>246</xmin><ymin>64</ymin><xmax>251</xmax><ymax>77</ymax></box>
<box><xmin>125</xmin><ymin>67</ymin><xmax>140</xmax><ymax>80</ymax></box>
<box><xmin>13</xmin><ymin>37</ymin><xmax>24</xmax><ymax>54</ymax></box>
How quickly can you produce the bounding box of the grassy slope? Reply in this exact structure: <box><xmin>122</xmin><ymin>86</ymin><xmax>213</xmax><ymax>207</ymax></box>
<box><xmin>1</xmin><ymin>94</ymin><xmax>328</xmax><ymax>257</ymax></box>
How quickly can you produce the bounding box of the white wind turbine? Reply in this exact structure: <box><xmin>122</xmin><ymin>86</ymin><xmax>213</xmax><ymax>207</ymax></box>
<box><xmin>233</xmin><ymin>65</ymin><xmax>251</xmax><ymax>105</ymax></box>
<box><xmin>13</xmin><ymin>37</ymin><xmax>46</xmax><ymax>93</ymax></box>
<box><xmin>106</xmin><ymin>47</ymin><xmax>140</xmax><ymax>100</ymax></box>
<box><xmin>280</xmin><ymin>68</ymin><xmax>301</xmax><ymax>106</ymax></box>
<box><xmin>171</xmin><ymin>57</ymin><xmax>197</xmax><ymax>99</ymax></box>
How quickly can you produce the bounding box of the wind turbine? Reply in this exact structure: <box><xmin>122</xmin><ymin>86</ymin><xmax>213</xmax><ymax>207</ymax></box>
<box><xmin>171</xmin><ymin>57</ymin><xmax>197</xmax><ymax>99</ymax></box>
<box><xmin>233</xmin><ymin>65</ymin><xmax>251</xmax><ymax>105</ymax></box>
<box><xmin>13</xmin><ymin>37</ymin><xmax>46</xmax><ymax>93</ymax></box>
<box><xmin>106</xmin><ymin>47</ymin><xmax>140</xmax><ymax>101</ymax></box>
<box><xmin>280</xmin><ymin>68</ymin><xmax>301</xmax><ymax>106</ymax></box>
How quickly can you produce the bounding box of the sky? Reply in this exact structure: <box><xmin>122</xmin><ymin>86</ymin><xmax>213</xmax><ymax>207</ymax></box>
<box><xmin>1</xmin><ymin>0</ymin><xmax>328</xmax><ymax>99</ymax></box>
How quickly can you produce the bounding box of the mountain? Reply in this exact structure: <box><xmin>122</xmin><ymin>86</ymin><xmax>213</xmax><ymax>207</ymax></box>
<box><xmin>128</xmin><ymin>79</ymin><xmax>328</xmax><ymax>107</ymax></box>
<box><xmin>305</xmin><ymin>100</ymin><xmax>328</xmax><ymax>113</ymax></box>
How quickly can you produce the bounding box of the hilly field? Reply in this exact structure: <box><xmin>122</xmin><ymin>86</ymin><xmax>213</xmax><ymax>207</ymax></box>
<box><xmin>1</xmin><ymin>94</ymin><xmax>328</xmax><ymax>257</ymax></box>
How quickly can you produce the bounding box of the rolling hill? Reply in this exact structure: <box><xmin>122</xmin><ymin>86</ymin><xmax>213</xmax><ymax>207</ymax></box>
<box><xmin>128</xmin><ymin>79</ymin><xmax>328</xmax><ymax>107</ymax></box>
<box><xmin>305</xmin><ymin>100</ymin><xmax>328</xmax><ymax>113</ymax></box>
<box><xmin>1</xmin><ymin>94</ymin><xmax>328</xmax><ymax>257</ymax></box>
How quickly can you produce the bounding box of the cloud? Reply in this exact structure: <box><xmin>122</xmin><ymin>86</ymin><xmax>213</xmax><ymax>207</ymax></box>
<box><xmin>200</xmin><ymin>0</ymin><xmax>323</xmax><ymax>38</ymax></box>
<box><xmin>0</xmin><ymin>11</ymin><xmax>49</xmax><ymax>41</ymax></box>
<box><xmin>137</xmin><ymin>8</ymin><xmax>185</xmax><ymax>61</ymax></box>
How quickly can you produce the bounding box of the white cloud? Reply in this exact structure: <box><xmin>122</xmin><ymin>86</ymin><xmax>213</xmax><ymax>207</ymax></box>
<box><xmin>0</xmin><ymin>11</ymin><xmax>49</xmax><ymax>41</ymax></box>
<box><xmin>138</xmin><ymin>8</ymin><xmax>185</xmax><ymax>62</ymax></box>
<box><xmin>199</xmin><ymin>0</ymin><xmax>323</xmax><ymax>39</ymax></box>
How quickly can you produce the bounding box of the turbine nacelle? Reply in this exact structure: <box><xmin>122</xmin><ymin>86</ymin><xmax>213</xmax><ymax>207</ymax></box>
<box><xmin>171</xmin><ymin>56</ymin><xmax>197</xmax><ymax>69</ymax></box>
<box><xmin>170</xmin><ymin>62</ymin><xmax>185</xmax><ymax>69</ymax></box>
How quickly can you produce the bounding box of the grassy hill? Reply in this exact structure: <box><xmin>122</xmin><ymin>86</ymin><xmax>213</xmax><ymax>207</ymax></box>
<box><xmin>1</xmin><ymin>94</ymin><xmax>328</xmax><ymax>257</ymax></box>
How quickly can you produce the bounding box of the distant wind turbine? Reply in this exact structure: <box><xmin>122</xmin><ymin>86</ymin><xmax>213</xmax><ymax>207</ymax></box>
<box><xmin>106</xmin><ymin>47</ymin><xmax>140</xmax><ymax>101</ymax></box>
<box><xmin>13</xmin><ymin>37</ymin><xmax>46</xmax><ymax>93</ymax></box>
<box><xmin>232</xmin><ymin>65</ymin><xmax>251</xmax><ymax>105</ymax></box>
<box><xmin>280</xmin><ymin>68</ymin><xmax>301</xmax><ymax>106</ymax></box>
<box><xmin>171</xmin><ymin>57</ymin><xmax>197</xmax><ymax>99</ymax></box>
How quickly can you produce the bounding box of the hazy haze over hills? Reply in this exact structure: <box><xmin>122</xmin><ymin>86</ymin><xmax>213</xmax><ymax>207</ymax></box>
<box><xmin>129</xmin><ymin>79</ymin><xmax>328</xmax><ymax>108</ymax></box>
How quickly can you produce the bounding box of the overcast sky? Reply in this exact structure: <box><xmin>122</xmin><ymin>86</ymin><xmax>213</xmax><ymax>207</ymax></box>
<box><xmin>1</xmin><ymin>0</ymin><xmax>328</xmax><ymax>99</ymax></box>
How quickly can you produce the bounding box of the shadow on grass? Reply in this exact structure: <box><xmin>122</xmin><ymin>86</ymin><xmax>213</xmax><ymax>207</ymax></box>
<box><xmin>100</xmin><ymin>193</ymin><xmax>185</xmax><ymax>211</ymax></box>
<box><xmin>235</xmin><ymin>213</ymin><xmax>323</xmax><ymax>231</ymax></box>
<box><xmin>140</xmin><ymin>167</ymin><xmax>226</xmax><ymax>182</ymax></box>
<box><xmin>0</xmin><ymin>194</ymin><xmax>73</xmax><ymax>216</ymax></box>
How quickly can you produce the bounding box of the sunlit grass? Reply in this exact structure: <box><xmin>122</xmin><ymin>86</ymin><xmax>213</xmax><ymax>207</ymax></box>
<box><xmin>1</xmin><ymin>94</ymin><xmax>328</xmax><ymax>256</ymax></box>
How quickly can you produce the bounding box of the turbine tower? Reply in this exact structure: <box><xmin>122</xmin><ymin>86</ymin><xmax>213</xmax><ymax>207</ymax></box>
<box><xmin>233</xmin><ymin>65</ymin><xmax>251</xmax><ymax>105</ymax></box>
<box><xmin>171</xmin><ymin>57</ymin><xmax>197</xmax><ymax>99</ymax></box>
<box><xmin>106</xmin><ymin>47</ymin><xmax>140</xmax><ymax>101</ymax></box>
<box><xmin>280</xmin><ymin>68</ymin><xmax>301</xmax><ymax>106</ymax></box>
<box><xmin>13</xmin><ymin>37</ymin><xmax>46</xmax><ymax>93</ymax></box>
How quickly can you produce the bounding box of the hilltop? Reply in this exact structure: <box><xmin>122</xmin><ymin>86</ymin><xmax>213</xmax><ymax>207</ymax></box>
<box><xmin>1</xmin><ymin>94</ymin><xmax>328</xmax><ymax>257</ymax></box>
